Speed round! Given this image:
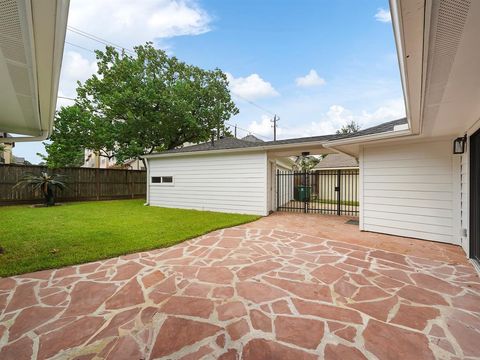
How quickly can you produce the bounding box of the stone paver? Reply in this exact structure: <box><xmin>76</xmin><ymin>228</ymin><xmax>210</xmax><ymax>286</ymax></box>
<box><xmin>0</xmin><ymin>213</ymin><xmax>479</xmax><ymax>359</ymax></box>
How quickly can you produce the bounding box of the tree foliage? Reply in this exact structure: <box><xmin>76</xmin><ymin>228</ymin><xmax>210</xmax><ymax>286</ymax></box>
<box><xmin>42</xmin><ymin>42</ymin><xmax>239</xmax><ymax>168</ymax></box>
<box><xmin>293</xmin><ymin>155</ymin><xmax>321</xmax><ymax>171</ymax></box>
<box><xmin>38</xmin><ymin>106</ymin><xmax>86</xmax><ymax>168</ymax></box>
<box><xmin>336</xmin><ymin>120</ymin><xmax>361</xmax><ymax>135</ymax></box>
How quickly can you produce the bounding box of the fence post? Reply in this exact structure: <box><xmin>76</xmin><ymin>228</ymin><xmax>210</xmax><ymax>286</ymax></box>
<box><xmin>276</xmin><ymin>169</ymin><xmax>280</xmax><ymax>211</ymax></box>
<box><xmin>303</xmin><ymin>171</ymin><xmax>308</xmax><ymax>213</ymax></box>
<box><xmin>336</xmin><ymin>170</ymin><xmax>341</xmax><ymax>215</ymax></box>
<box><xmin>128</xmin><ymin>171</ymin><xmax>133</xmax><ymax>199</ymax></box>
<box><xmin>96</xmin><ymin>168</ymin><xmax>100</xmax><ymax>200</ymax></box>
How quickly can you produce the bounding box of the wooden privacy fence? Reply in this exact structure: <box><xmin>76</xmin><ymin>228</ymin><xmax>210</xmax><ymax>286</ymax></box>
<box><xmin>0</xmin><ymin>164</ymin><xmax>146</xmax><ymax>205</ymax></box>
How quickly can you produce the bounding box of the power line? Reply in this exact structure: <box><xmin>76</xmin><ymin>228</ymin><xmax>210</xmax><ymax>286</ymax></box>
<box><xmin>225</xmin><ymin>121</ymin><xmax>270</xmax><ymax>140</ymax></box>
<box><xmin>65</xmin><ymin>41</ymin><xmax>96</xmax><ymax>54</ymax></box>
<box><xmin>63</xmin><ymin>29</ymin><xmax>273</xmax><ymax>141</ymax></box>
<box><xmin>67</xmin><ymin>26</ymin><xmax>135</xmax><ymax>55</ymax></box>
<box><xmin>66</xmin><ymin>28</ymin><xmax>280</xmax><ymax>122</ymax></box>
<box><xmin>231</xmin><ymin>94</ymin><xmax>276</xmax><ymax>117</ymax></box>
<box><xmin>58</xmin><ymin>96</ymin><xmax>76</xmax><ymax>101</ymax></box>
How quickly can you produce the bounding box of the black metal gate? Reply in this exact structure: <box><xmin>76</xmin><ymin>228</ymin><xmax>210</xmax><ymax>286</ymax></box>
<box><xmin>276</xmin><ymin>169</ymin><xmax>359</xmax><ymax>216</ymax></box>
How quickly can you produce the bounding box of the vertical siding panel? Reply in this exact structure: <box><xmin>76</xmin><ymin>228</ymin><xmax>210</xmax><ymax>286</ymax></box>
<box><xmin>362</xmin><ymin>140</ymin><xmax>456</xmax><ymax>244</ymax></box>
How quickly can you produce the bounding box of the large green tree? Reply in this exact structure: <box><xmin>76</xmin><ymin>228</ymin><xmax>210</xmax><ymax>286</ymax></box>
<box><xmin>78</xmin><ymin>42</ymin><xmax>238</xmax><ymax>163</ymax></box>
<box><xmin>43</xmin><ymin>42</ymin><xmax>238</xmax><ymax>167</ymax></box>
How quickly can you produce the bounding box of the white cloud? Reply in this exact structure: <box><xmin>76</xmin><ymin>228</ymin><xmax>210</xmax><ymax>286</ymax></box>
<box><xmin>295</xmin><ymin>70</ymin><xmax>326</xmax><ymax>87</ymax></box>
<box><xmin>374</xmin><ymin>8</ymin><xmax>391</xmax><ymax>23</ymax></box>
<box><xmin>57</xmin><ymin>51</ymin><xmax>98</xmax><ymax>104</ymax></box>
<box><xmin>247</xmin><ymin>115</ymin><xmax>281</xmax><ymax>137</ymax></box>
<box><xmin>226</xmin><ymin>73</ymin><xmax>279</xmax><ymax>100</ymax></box>
<box><xmin>245</xmin><ymin>98</ymin><xmax>405</xmax><ymax>140</ymax></box>
<box><xmin>68</xmin><ymin>0</ymin><xmax>211</xmax><ymax>48</ymax></box>
<box><xmin>57</xmin><ymin>0</ymin><xmax>212</xmax><ymax>105</ymax></box>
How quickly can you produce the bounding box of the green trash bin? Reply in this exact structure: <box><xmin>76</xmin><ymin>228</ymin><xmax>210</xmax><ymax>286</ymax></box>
<box><xmin>294</xmin><ymin>186</ymin><xmax>312</xmax><ymax>201</ymax></box>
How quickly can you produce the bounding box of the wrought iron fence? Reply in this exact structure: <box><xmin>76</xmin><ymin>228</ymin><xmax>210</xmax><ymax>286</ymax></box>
<box><xmin>276</xmin><ymin>169</ymin><xmax>359</xmax><ymax>216</ymax></box>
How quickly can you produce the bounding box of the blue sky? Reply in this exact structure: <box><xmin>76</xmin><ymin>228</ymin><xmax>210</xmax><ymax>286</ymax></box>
<box><xmin>15</xmin><ymin>0</ymin><xmax>404</xmax><ymax>163</ymax></box>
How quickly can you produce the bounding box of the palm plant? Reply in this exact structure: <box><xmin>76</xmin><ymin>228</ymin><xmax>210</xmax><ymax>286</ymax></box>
<box><xmin>14</xmin><ymin>172</ymin><xmax>67</xmax><ymax>206</ymax></box>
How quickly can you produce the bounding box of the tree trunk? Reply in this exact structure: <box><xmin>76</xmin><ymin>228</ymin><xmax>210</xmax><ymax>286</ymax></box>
<box><xmin>44</xmin><ymin>187</ymin><xmax>55</xmax><ymax>206</ymax></box>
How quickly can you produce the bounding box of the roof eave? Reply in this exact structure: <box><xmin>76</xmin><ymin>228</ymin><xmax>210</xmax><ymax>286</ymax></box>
<box><xmin>323</xmin><ymin>128</ymin><xmax>412</xmax><ymax>147</ymax></box>
<box><xmin>0</xmin><ymin>0</ymin><xmax>70</xmax><ymax>141</ymax></box>
<box><xmin>389</xmin><ymin>0</ymin><xmax>428</xmax><ymax>136</ymax></box>
<box><xmin>142</xmin><ymin>138</ymin><xmax>333</xmax><ymax>159</ymax></box>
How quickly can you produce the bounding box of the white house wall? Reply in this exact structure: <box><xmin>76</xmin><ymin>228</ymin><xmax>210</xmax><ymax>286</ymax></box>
<box><xmin>148</xmin><ymin>151</ymin><xmax>268</xmax><ymax>215</ymax></box>
<box><xmin>360</xmin><ymin>140</ymin><xmax>457</xmax><ymax>244</ymax></box>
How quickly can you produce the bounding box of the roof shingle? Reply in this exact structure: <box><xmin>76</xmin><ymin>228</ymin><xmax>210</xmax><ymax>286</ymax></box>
<box><xmin>152</xmin><ymin>117</ymin><xmax>409</xmax><ymax>156</ymax></box>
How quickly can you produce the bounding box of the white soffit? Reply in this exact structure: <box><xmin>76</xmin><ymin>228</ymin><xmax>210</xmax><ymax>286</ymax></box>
<box><xmin>0</xmin><ymin>0</ymin><xmax>69</xmax><ymax>140</ymax></box>
<box><xmin>422</xmin><ymin>0</ymin><xmax>480</xmax><ymax>137</ymax></box>
<box><xmin>390</xmin><ymin>0</ymin><xmax>426</xmax><ymax>135</ymax></box>
<box><xmin>0</xmin><ymin>0</ymin><xmax>37</xmax><ymax>135</ymax></box>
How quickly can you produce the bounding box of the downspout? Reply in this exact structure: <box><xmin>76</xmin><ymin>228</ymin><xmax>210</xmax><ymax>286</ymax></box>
<box><xmin>144</xmin><ymin>157</ymin><xmax>150</xmax><ymax>206</ymax></box>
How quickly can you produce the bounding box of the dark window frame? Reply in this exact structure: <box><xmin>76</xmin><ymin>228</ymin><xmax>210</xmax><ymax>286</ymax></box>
<box><xmin>151</xmin><ymin>176</ymin><xmax>174</xmax><ymax>185</ymax></box>
<box><xmin>151</xmin><ymin>176</ymin><xmax>162</xmax><ymax>184</ymax></box>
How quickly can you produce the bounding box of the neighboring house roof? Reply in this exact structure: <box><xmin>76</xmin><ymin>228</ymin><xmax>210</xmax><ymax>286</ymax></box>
<box><xmin>242</xmin><ymin>135</ymin><xmax>264</xmax><ymax>143</ymax></box>
<box><xmin>157</xmin><ymin>133</ymin><xmax>336</xmax><ymax>155</ymax></box>
<box><xmin>331</xmin><ymin>118</ymin><xmax>408</xmax><ymax>140</ymax></box>
<box><xmin>12</xmin><ymin>155</ymin><xmax>25</xmax><ymax>164</ymax></box>
<box><xmin>144</xmin><ymin>118</ymin><xmax>408</xmax><ymax>157</ymax></box>
<box><xmin>314</xmin><ymin>153</ymin><xmax>358</xmax><ymax>170</ymax></box>
<box><xmin>0</xmin><ymin>133</ymin><xmax>14</xmax><ymax>146</ymax></box>
<box><xmin>164</xmin><ymin>137</ymin><xmax>264</xmax><ymax>154</ymax></box>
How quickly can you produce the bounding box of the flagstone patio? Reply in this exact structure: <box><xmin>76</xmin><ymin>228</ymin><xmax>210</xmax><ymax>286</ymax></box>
<box><xmin>0</xmin><ymin>213</ymin><xmax>479</xmax><ymax>360</ymax></box>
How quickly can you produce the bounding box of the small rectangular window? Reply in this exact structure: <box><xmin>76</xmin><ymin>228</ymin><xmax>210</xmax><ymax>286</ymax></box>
<box><xmin>151</xmin><ymin>176</ymin><xmax>174</xmax><ymax>185</ymax></box>
<box><xmin>151</xmin><ymin>176</ymin><xmax>162</xmax><ymax>183</ymax></box>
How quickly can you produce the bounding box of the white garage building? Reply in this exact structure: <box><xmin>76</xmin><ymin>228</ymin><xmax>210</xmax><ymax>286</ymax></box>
<box><xmin>145</xmin><ymin>0</ymin><xmax>480</xmax><ymax>265</ymax></box>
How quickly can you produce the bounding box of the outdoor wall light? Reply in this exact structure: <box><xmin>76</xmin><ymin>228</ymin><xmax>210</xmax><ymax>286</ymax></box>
<box><xmin>453</xmin><ymin>135</ymin><xmax>467</xmax><ymax>154</ymax></box>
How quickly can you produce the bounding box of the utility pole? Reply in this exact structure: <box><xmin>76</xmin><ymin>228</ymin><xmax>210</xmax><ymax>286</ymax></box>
<box><xmin>271</xmin><ymin>115</ymin><xmax>279</xmax><ymax>141</ymax></box>
<box><xmin>234</xmin><ymin>124</ymin><xmax>237</xmax><ymax>138</ymax></box>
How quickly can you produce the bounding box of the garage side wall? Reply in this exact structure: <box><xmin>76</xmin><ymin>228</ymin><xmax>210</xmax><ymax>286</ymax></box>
<box><xmin>360</xmin><ymin>140</ymin><xmax>457</xmax><ymax>244</ymax></box>
<box><xmin>148</xmin><ymin>151</ymin><xmax>268</xmax><ymax>216</ymax></box>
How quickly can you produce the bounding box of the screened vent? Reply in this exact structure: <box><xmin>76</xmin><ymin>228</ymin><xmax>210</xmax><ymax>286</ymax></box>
<box><xmin>424</xmin><ymin>0</ymin><xmax>471</xmax><ymax>120</ymax></box>
<box><xmin>0</xmin><ymin>0</ymin><xmax>26</xmax><ymax>65</ymax></box>
<box><xmin>0</xmin><ymin>0</ymin><xmax>23</xmax><ymax>40</ymax></box>
<box><xmin>434</xmin><ymin>0</ymin><xmax>470</xmax><ymax>58</ymax></box>
<box><xmin>7</xmin><ymin>62</ymin><xmax>31</xmax><ymax>96</ymax></box>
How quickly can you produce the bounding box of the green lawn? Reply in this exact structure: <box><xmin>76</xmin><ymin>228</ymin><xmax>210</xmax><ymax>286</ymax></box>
<box><xmin>0</xmin><ymin>200</ymin><xmax>259</xmax><ymax>277</ymax></box>
<box><xmin>312</xmin><ymin>199</ymin><xmax>360</xmax><ymax>206</ymax></box>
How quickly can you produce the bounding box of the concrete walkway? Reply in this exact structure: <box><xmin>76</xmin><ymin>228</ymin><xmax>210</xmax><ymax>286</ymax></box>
<box><xmin>0</xmin><ymin>213</ymin><xmax>479</xmax><ymax>359</ymax></box>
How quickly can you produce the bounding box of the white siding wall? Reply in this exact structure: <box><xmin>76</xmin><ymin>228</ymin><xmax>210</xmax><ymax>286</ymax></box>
<box><xmin>360</xmin><ymin>140</ymin><xmax>458</xmax><ymax>244</ymax></box>
<box><xmin>148</xmin><ymin>151</ymin><xmax>268</xmax><ymax>215</ymax></box>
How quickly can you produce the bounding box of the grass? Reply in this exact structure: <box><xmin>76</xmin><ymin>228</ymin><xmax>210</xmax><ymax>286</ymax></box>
<box><xmin>312</xmin><ymin>199</ymin><xmax>359</xmax><ymax>206</ymax></box>
<box><xmin>0</xmin><ymin>199</ymin><xmax>259</xmax><ymax>277</ymax></box>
